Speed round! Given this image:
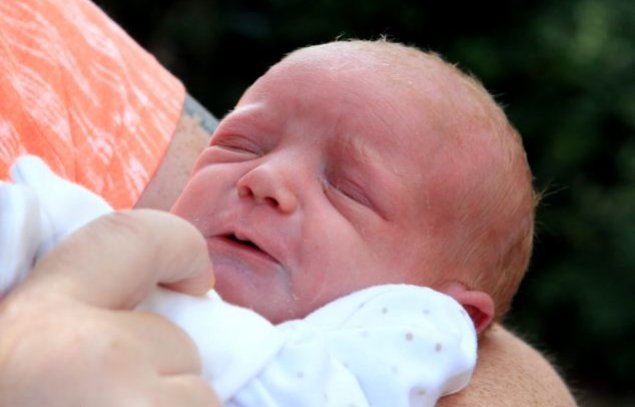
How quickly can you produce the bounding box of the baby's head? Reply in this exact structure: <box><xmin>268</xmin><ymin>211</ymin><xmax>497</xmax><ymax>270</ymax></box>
<box><xmin>172</xmin><ymin>40</ymin><xmax>536</xmax><ymax>332</ymax></box>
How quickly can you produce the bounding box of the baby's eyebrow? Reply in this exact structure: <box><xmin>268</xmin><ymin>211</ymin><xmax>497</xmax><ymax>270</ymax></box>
<box><xmin>336</xmin><ymin>133</ymin><xmax>404</xmax><ymax>181</ymax></box>
<box><xmin>228</xmin><ymin>101</ymin><xmax>279</xmax><ymax>121</ymax></box>
<box><xmin>333</xmin><ymin>134</ymin><xmax>402</xmax><ymax>221</ymax></box>
<box><xmin>337</xmin><ymin>134</ymin><xmax>381</xmax><ymax>166</ymax></box>
<box><xmin>215</xmin><ymin>103</ymin><xmax>276</xmax><ymax>136</ymax></box>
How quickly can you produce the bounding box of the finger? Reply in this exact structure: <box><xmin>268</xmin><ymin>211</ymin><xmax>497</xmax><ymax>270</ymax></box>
<box><xmin>157</xmin><ymin>375</ymin><xmax>221</xmax><ymax>407</ymax></box>
<box><xmin>110</xmin><ymin>311</ymin><xmax>202</xmax><ymax>375</ymax></box>
<box><xmin>22</xmin><ymin>210</ymin><xmax>214</xmax><ymax>310</ymax></box>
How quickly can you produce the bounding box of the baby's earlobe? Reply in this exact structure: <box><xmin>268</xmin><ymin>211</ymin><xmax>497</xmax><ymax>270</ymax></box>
<box><xmin>438</xmin><ymin>282</ymin><xmax>495</xmax><ymax>334</ymax></box>
<box><xmin>463</xmin><ymin>301</ymin><xmax>494</xmax><ymax>334</ymax></box>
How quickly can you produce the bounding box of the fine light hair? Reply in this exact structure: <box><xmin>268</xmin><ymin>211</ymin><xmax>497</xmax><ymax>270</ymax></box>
<box><xmin>289</xmin><ymin>39</ymin><xmax>538</xmax><ymax>321</ymax></box>
<box><xmin>420</xmin><ymin>47</ymin><xmax>538</xmax><ymax>321</ymax></box>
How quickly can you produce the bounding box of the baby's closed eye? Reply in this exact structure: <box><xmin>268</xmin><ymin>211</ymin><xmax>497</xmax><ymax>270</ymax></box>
<box><xmin>212</xmin><ymin>134</ymin><xmax>263</xmax><ymax>155</ymax></box>
<box><xmin>332</xmin><ymin>179</ymin><xmax>371</xmax><ymax>207</ymax></box>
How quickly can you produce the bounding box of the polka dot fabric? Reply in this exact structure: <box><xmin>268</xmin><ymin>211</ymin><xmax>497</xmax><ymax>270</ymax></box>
<box><xmin>229</xmin><ymin>285</ymin><xmax>476</xmax><ymax>406</ymax></box>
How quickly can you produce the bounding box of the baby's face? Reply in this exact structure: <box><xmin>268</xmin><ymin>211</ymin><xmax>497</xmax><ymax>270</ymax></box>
<box><xmin>172</xmin><ymin>49</ymin><xmax>459</xmax><ymax>322</ymax></box>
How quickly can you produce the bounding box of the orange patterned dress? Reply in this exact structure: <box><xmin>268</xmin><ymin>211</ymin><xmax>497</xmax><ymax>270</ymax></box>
<box><xmin>0</xmin><ymin>0</ymin><xmax>185</xmax><ymax>209</ymax></box>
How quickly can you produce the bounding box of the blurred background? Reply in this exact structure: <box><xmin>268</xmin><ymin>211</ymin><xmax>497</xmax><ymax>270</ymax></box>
<box><xmin>95</xmin><ymin>1</ymin><xmax>634</xmax><ymax>405</ymax></box>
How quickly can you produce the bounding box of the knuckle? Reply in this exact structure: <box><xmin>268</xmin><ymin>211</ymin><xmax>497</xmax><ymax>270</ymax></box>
<box><xmin>97</xmin><ymin>211</ymin><xmax>155</xmax><ymax>244</ymax></box>
<box><xmin>98</xmin><ymin>210</ymin><xmax>205</xmax><ymax>259</ymax></box>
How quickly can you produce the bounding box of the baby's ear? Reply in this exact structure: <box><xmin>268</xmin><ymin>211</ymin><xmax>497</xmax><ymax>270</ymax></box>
<box><xmin>440</xmin><ymin>283</ymin><xmax>494</xmax><ymax>334</ymax></box>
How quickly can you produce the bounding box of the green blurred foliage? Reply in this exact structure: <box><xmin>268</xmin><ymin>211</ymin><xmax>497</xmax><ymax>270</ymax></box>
<box><xmin>97</xmin><ymin>0</ymin><xmax>634</xmax><ymax>400</ymax></box>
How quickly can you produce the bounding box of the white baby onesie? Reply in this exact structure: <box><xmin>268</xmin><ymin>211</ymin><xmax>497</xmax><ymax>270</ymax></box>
<box><xmin>0</xmin><ymin>155</ymin><xmax>477</xmax><ymax>406</ymax></box>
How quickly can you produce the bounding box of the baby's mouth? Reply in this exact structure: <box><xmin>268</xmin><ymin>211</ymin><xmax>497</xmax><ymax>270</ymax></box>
<box><xmin>215</xmin><ymin>231</ymin><xmax>280</xmax><ymax>264</ymax></box>
<box><xmin>226</xmin><ymin>233</ymin><xmax>263</xmax><ymax>253</ymax></box>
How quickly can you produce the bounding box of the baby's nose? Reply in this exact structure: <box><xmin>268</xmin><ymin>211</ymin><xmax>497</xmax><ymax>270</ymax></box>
<box><xmin>237</xmin><ymin>166</ymin><xmax>298</xmax><ymax>214</ymax></box>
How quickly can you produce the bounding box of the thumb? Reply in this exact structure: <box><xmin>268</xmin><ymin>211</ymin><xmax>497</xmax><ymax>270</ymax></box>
<box><xmin>21</xmin><ymin>209</ymin><xmax>214</xmax><ymax>310</ymax></box>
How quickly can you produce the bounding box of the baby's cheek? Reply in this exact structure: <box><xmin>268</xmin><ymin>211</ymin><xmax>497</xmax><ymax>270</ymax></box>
<box><xmin>171</xmin><ymin>182</ymin><xmax>203</xmax><ymax>215</ymax></box>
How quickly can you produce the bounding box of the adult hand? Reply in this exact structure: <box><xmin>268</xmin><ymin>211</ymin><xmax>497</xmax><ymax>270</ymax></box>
<box><xmin>0</xmin><ymin>210</ymin><xmax>220</xmax><ymax>406</ymax></box>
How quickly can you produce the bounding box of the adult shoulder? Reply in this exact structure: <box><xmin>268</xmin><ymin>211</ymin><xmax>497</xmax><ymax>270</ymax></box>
<box><xmin>438</xmin><ymin>324</ymin><xmax>578</xmax><ymax>407</ymax></box>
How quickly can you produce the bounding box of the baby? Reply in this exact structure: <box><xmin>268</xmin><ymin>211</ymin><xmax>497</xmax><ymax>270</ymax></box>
<box><xmin>0</xmin><ymin>39</ymin><xmax>535</xmax><ymax>406</ymax></box>
<box><xmin>172</xmin><ymin>39</ymin><xmax>535</xmax><ymax>326</ymax></box>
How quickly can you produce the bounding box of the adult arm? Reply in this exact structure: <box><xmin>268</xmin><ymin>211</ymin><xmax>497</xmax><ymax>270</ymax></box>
<box><xmin>135</xmin><ymin>95</ymin><xmax>217</xmax><ymax>211</ymax></box>
<box><xmin>0</xmin><ymin>210</ymin><xmax>220</xmax><ymax>406</ymax></box>
<box><xmin>0</xmin><ymin>0</ymin><xmax>198</xmax><ymax>210</ymax></box>
<box><xmin>438</xmin><ymin>324</ymin><xmax>578</xmax><ymax>407</ymax></box>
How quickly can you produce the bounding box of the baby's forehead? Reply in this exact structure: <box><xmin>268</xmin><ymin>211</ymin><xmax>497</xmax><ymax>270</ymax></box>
<box><xmin>254</xmin><ymin>41</ymin><xmax>509</xmax><ymax>173</ymax></box>
<box><xmin>284</xmin><ymin>42</ymin><xmax>453</xmax><ymax>85</ymax></box>
<box><xmin>281</xmin><ymin>42</ymin><xmax>498</xmax><ymax>124</ymax></box>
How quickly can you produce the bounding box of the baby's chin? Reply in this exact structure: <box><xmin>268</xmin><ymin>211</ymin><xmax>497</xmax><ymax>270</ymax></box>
<box><xmin>221</xmin><ymin>290</ymin><xmax>301</xmax><ymax>324</ymax></box>
<box><xmin>213</xmin><ymin>268</ymin><xmax>300</xmax><ymax>323</ymax></box>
